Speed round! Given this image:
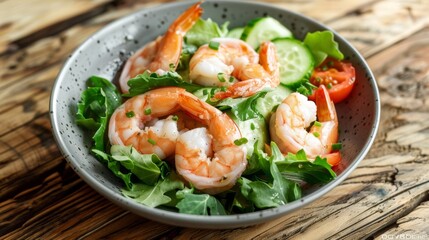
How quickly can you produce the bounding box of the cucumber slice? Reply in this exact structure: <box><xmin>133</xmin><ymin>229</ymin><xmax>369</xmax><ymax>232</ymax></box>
<box><xmin>227</xmin><ymin>27</ymin><xmax>244</xmax><ymax>39</ymax></box>
<box><xmin>272</xmin><ymin>38</ymin><xmax>314</xmax><ymax>89</ymax></box>
<box><xmin>241</xmin><ymin>17</ymin><xmax>293</xmax><ymax>49</ymax></box>
<box><xmin>228</xmin><ymin>112</ymin><xmax>267</xmax><ymax>158</ymax></box>
<box><xmin>255</xmin><ymin>85</ymin><xmax>292</xmax><ymax>121</ymax></box>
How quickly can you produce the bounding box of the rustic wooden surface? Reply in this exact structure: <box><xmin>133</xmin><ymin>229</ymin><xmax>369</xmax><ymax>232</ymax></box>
<box><xmin>1</xmin><ymin>0</ymin><xmax>429</xmax><ymax>239</ymax></box>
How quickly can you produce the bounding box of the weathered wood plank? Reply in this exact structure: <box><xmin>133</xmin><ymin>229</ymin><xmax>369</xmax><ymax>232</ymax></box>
<box><xmin>328</xmin><ymin>0</ymin><xmax>429</xmax><ymax>57</ymax></box>
<box><xmin>374</xmin><ymin>201</ymin><xmax>429</xmax><ymax>240</ymax></box>
<box><xmin>0</xmin><ymin>0</ymin><xmax>114</xmax><ymax>54</ymax></box>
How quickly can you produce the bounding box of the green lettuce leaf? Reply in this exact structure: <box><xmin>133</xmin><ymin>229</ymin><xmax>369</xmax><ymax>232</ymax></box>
<box><xmin>217</xmin><ymin>91</ymin><xmax>267</xmax><ymax>121</ymax></box>
<box><xmin>276</xmin><ymin>147</ymin><xmax>337</xmax><ymax>184</ymax></box>
<box><xmin>176</xmin><ymin>193</ymin><xmax>227</xmax><ymax>215</ymax></box>
<box><xmin>110</xmin><ymin>145</ymin><xmax>168</xmax><ymax>185</ymax></box>
<box><xmin>92</xmin><ymin>149</ymin><xmax>133</xmax><ymax>190</ymax></box>
<box><xmin>239</xmin><ymin>177</ymin><xmax>282</xmax><ymax>208</ymax></box>
<box><xmin>126</xmin><ymin>71</ymin><xmax>202</xmax><ymax>97</ymax></box>
<box><xmin>185</xmin><ymin>18</ymin><xmax>229</xmax><ymax>47</ymax></box>
<box><xmin>76</xmin><ymin>76</ymin><xmax>122</xmax><ymax>151</ymax></box>
<box><xmin>238</xmin><ymin>142</ymin><xmax>302</xmax><ymax>209</ymax></box>
<box><xmin>122</xmin><ymin>172</ymin><xmax>184</xmax><ymax>208</ymax></box>
<box><xmin>303</xmin><ymin>30</ymin><xmax>344</xmax><ymax>66</ymax></box>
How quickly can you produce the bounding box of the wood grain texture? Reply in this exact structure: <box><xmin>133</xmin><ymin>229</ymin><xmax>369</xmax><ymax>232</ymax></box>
<box><xmin>1</xmin><ymin>0</ymin><xmax>429</xmax><ymax>239</ymax></box>
<box><xmin>0</xmin><ymin>0</ymin><xmax>115</xmax><ymax>54</ymax></box>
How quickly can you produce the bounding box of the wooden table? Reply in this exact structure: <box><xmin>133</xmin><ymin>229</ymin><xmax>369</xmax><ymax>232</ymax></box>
<box><xmin>1</xmin><ymin>0</ymin><xmax>429</xmax><ymax>239</ymax></box>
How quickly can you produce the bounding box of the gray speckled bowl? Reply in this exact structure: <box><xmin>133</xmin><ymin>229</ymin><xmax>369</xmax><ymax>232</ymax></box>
<box><xmin>50</xmin><ymin>0</ymin><xmax>380</xmax><ymax>229</ymax></box>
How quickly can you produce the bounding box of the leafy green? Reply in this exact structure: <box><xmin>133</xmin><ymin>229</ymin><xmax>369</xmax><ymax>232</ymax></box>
<box><xmin>239</xmin><ymin>177</ymin><xmax>282</xmax><ymax>208</ymax></box>
<box><xmin>76</xmin><ymin>76</ymin><xmax>121</xmax><ymax>151</ymax></box>
<box><xmin>303</xmin><ymin>31</ymin><xmax>344</xmax><ymax>66</ymax></box>
<box><xmin>92</xmin><ymin>149</ymin><xmax>133</xmax><ymax>190</ymax></box>
<box><xmin>238</xmin><ymin>142</ymin><xmax>302</xmax><ymax>209</ymax></box>
<box><xmin>177</xmin><ymin>43</ymin><xmax>197</xmax><ymax>71</ymax></box>
<box><xmin>110</xmin><ymin>145</ymin><xmax>169</xmax><ymax>185</ymax></box>
<box><xmin>295</xmin><ymin>81</ymin><xmax>317</xmax><ymax>97</ymax></box>
<box><xmin>185</xmin><ymin>18</ymin><xmax>229</xmax><ymax>47</ymax></box>
<box><xmin>126</xmin><ymin>71</ymin><xmax>202</xmax><ymax>97</ymax></box>
<box><xmin>217</xmin><ymin>91</ymin><xmax>267</xmax><ymax>121</ymax></box>
<box><xmin>176</xmin><ymin>193</ymin><xmax>227</xmax><ymax>215</ymax></box>
<box><xmin>276</xmin><ymin>148</ymin><xmax>337</xmax><ymax>184</ymax></box>
<box><xmin>122</xmin><ymin>172</ymin><xmax>184</xmax><ymax>208</ymax></box>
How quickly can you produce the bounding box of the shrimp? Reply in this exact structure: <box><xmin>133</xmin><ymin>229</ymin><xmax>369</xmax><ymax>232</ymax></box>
<box><xmin>119</xmin><ymin>2</ymin><xmax>203</xmax><ymax>93</ymax></box>
<box><xmin>189</xmin><ymin>38</ymin><xmax>279</xmax><ymax>99</ymax></box>
<box><xmin>108</xmin><ymin>87</ymin><xmax>186</xmax><ymax>159</ymax></box>
<box><xmin>269</xmin><ymin>85</ymin><xmax>338</xmax><ymax>159</ymax></box>
<box><xmin>175</xmin><ymin>91</ymin><xmax>247</xmax><ymax>194</ymax></box>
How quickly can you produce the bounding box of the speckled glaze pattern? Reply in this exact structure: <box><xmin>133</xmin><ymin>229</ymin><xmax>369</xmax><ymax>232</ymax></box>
<box><xmin>50</xmin><ymin>0</ymin><xmax>380</xmax><ymax>229</ymax></box>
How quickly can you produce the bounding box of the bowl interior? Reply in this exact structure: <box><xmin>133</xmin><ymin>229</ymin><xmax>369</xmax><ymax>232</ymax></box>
<box><xmin>50</xmin><ymin>0</ymin><xmax>379</xmax><ymax>228</ymax></box>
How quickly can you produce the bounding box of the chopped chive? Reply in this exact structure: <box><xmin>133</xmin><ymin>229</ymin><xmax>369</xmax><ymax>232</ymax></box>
<box><xmin>313</xmin><ymin>132</ymin><xmax>320</xmax><ymax>138</ymax></box>
<box><xmin>250</xmin><ymin>123</ymin><xmax>255</xmax><ymax>130</ymax></box>
<box><xmin>332</xmin><ymin>143</ymin><xmax>343</xmax><ymax>150</ymax></box>
<box><xmin>327</xmin><ymin>83</ymin><xmax>332</xmax><ymax>89</ymax></box>
<box><xmin>148</xmin><ymin>138</ymin><xmax>156</xmax><ymax>145</ymax></box>
<box><xmin>172</xmin><ymin>115</ymin><xmax>179</xmax><ymax>121</ymax></box>
<box><xmin>209</xmin><ymin>41</ymin><xmax>220</xmax><ymax>50</ymax></box>
<box><xmin>229</xmin><ymin>76</ymin><xmax>235</xmax><ymax>82</ymax></box>
<box><xmin>169</xmin><ymin>63</ymin><xmax>175</xmax><ymax>70</ymax></box>
<box><xmin>203</xmin><ymin>89</ymin><xmax>208</xmax><ymax>95</ymax></box>
<box><xmin>234</xmin><ymin>137</ymin><xmax>248</xmax><ymax>146</ymax></box>
<box><xmin>322</xmin><ymin>65</ymin><xmax>328</xmax><ymax>71</ymax></box>
<box><xmin>144</xmin><ymin>108</ymin><xmax>152</xmax><ymax>115</ymax></box>
<box><xmin>315</xmin><ymin>77</ymin><xmax>322</xmax><ymax>83</ymax></box>
<box><xmin>126</xmin><ymin>111</ymin><xmax>135</xmax><ymax>118</ymax></box>
<box><xmin>217</xmin><ymin>73</ymin><xmax>226</xmax><ymax>82</ymax></box>
<box><xmin>313</xmin><ymin>121</ymin><xmax>322</xmax><ymax>127</ymax></box>
<box><xmin>220</xmin><ymin>86</ymin><xmax>227</xmax><ymax>92</ymax></box>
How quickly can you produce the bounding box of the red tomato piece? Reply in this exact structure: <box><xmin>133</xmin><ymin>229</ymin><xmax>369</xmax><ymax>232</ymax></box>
<box><xmin>309</xmin><ymin>58</ymin><xmax>356</xmax><ymax>103</ymax></box>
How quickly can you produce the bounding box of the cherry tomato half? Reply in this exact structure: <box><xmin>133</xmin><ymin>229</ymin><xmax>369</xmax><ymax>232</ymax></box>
<box><xmin>308</xmin><ymin>58</ymin><xmax>356</xmax><ymax>103</ymax></box>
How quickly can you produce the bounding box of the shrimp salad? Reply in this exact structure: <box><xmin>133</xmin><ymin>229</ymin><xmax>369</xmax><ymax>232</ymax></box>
<box><xmin>76</xmin><ymin>2</ymin><xmax>356</xmax><ymax>215</ymax></box>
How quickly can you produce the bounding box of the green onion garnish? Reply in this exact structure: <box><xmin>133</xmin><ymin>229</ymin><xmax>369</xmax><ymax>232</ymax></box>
<box><xmin>250</xmin><ymin>123</ymin><xmax>256</xmax><ymax>130</ymax></box>
<box><xmin>313</xmin><ymin>132</ymin><xmax>320</xmax><ymax>138</ymax></box>
<box><xmin>126</xmin><ymin>111</ymin><xmax>135</xmax><ymax>118</ymax></box>
<box><xmin>148</xmin><ymin>139</ymin><xmax>156</xmax><ymax>145</ymax></box>
<box><xmin>332</xmin><ymin>143</ymin><xmax>343</xmax><ymax>150</ymax></box>
<box><xmin>327</xmin><ymin>83</ymin><xmax>332</xmax><ymax>89</ymax></box>
<box><xmin>209</xmin><ymin>41</ymin><xmax>220</xmax><ymax>50</ymax></box>
<box><xmin>313</xmin><ymin>121</ymin><xmax>322</xmax><ymax>127</ymax></box>
<box><xmin>172</xmin><ymin>115</ymin><xmax>179</xmax><ymax>121</ymax></box>
<box><xmin>144</xmin><ymin>108</ymin><xmax>152</xmax><ymax>115</ymax></box>
<box><xmin>169</xmin><ymin>63</ymin><xmax>175</xmax><ymax>70</ymax></box>
<box><xmin>234</xmin><ymin>138</ymin><xmax>248</xmax><ymax>146</ymax></box>
<box><xmin>217</xmin><ymin>73</ymin><xmax>226</xmax><ymax>82</ymax></box>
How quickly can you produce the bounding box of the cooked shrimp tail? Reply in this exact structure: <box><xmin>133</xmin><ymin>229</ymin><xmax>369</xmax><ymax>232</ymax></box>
<box><xmin>311</xmin><ymin>85</ymin><xmax>338</xmax><ymax>154</ymax></box>
<box><xmin>119</xmin><ymin>2</ymin><xmax>203</xmax><ymax>93</ymax></box>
